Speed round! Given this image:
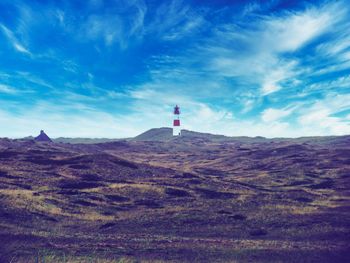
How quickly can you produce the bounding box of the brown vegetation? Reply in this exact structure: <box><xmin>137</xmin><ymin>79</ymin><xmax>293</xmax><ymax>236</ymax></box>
<box><xmin>0</xmin><ymin>132</ymin><xmax>349</xmax><ymax>262</ymax></box>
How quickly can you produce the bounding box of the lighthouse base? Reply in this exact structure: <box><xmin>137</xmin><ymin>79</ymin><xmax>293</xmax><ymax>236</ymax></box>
<box><xmin>173</xmin><ymin>127</ymin><xmax>181</xmax><ymax>136</ymax></box>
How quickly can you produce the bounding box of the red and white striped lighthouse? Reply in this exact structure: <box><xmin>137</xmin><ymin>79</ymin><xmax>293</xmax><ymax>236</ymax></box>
<box><xmin>173</xmin><ymin>105</ymin><xmax>181</xmax><ymax>136</ymax></box>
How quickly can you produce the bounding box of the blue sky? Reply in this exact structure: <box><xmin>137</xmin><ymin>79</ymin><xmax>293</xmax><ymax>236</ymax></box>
<box><xmin>0</xmin><ymin>0</ymin><xmax>349</xmax><ymax>138</ymax></box>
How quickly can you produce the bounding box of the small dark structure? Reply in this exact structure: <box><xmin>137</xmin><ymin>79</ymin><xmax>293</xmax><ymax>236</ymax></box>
<box><xmin>34</xmin><ymin>130</ymin><xmax>52</xmax><ymax>142</ymax></box>
<box><xmin>173</xmin><ymin>105</ymin><xmax>180</xmax><ymax>115</ymax></box>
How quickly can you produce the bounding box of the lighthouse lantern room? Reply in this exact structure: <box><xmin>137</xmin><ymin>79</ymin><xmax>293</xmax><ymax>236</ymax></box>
<box><xmin>173</xmin><ymin>105</ymin><xmax>181</xmax><ymax>136</ymax></box>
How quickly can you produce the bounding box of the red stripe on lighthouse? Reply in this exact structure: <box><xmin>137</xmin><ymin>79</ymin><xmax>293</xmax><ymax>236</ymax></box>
<box><xmin>173</xmin><ymin>119</ymin><xmax>180</xmax><ymax>126</ymax></box>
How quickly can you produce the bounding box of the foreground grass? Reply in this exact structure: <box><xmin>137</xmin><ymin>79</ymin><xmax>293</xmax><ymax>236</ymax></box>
<box><xmin>6</xmin><ymin>248</ymin><xmax>350</xmax><ymax>263</ymax></box>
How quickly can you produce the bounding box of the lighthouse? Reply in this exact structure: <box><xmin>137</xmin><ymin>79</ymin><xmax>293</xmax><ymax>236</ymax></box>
<box><xmin>173</xmin><ymin>105</ymin><xmax>181</xmax><ymax>136</ymax></box>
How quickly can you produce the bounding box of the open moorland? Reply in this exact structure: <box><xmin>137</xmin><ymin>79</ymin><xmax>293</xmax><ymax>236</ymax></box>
<box><xmin>0</xmin><ymin>128</ymin><xmax>349</xmax><ymax>262</ymax></box>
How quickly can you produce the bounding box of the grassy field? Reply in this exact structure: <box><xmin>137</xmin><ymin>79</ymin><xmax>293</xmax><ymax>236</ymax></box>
<box><xmin>0</xmin><ymin>134</ymin><xmax>349</xmax><ymax>262</ymax></box>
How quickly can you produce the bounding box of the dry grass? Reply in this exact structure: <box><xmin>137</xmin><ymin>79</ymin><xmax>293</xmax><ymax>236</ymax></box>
<box><xmin>262</xmin><ymin>204</ymin><xmax>320</xmax><ymax>215</ymax></box>
<box><xmin>1</xmin><ymin>136</ymin><xmax>349</xmax><ymax>262</ymax></box>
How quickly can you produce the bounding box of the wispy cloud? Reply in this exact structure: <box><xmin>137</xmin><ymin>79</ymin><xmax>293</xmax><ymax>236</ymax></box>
<box><xmin>201</xmin><ymin>1</ymin><xmax>342</xmax><ymax>98</ymax></box>
<box><xmin>146</xmin><ymin>0</ymin><xmax>205</xmax><ymax>41</ymax></box>
<box><xmin>72</xmin><ymin>0</ymin><xmax>147</xmax><ymax>48</ymax></box>
<box><xmin>0</xmin><ymin>24</ymin><xmax>31</xmax><ymax>55</ymax></box>
<box><xmin>81</xmin><ymin>15</ymin><xmax>123</xmax><ymax>47</ymax></box>
<box><xmin>0</xmin><ymin>84</ymin><xmax>17</xmax><ymax>94</ymax></box>
<box><xmin>298</xmin><ymin>94</ymin><xmax>350</xmax><ymax>134</ymax></box>
<box><xmin>261</xmin><ymin>107</ymin><xmax>294</xmax><ymax>123</ymax></box>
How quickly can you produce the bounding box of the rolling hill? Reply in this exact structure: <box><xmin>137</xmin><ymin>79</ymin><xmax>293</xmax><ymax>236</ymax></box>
<box><xmin>0</xmin><ymin>131</ymin><xmax>349</xmax><ymax>262</ymax></box>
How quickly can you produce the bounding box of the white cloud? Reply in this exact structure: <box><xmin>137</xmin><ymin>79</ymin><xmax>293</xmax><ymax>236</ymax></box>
<box><xmin>0</xmin><ymin>92</ymin><xmax>348</xmax><ymax>138</ymax></box>
<box><xmin>317</xmin><ymin>35</ymin><xmax>350</xmax><ymax>59</ymax></box>
<box><xmin>74</xmin><ymin>0</ymin><xmax>147</xmax><ymax>48</ymax></box>
<box><xmin>82</xmin><ymin>15</ymin><xmax>122</xmax><ymax>47</ymax></box>
<box><xmin>311</xmin><ymin>11</ymin><xmax>350</xmax><ymax>75</ymax></box>
<box><xmin>0</xmin><ymin>84</ymin><xmax>17</xmax><ymax>94</ymax></box>
<box><xmin>261</xmin><ymin>108</ymin><xmax>294</xmax><ymax>122</ymax></box>
<box><xmin>263</xmin><ymin>9</ymin><xmax>332</xmax><ymax>53</ymax></box>
<box><xmin>306</xmin><ymin>75</ymin><xmax>350</xmax><ymax>94</ymax></box>
<box><xmin>261</xmin><ymin>61</ymin><xmax>297</xmax><ymax>95</ymax></box>
<box><xmin>162</xmin><ymin>16</ymin><xmax>204</xmax><ymax>41</ymax></box>
<box><xmin>56</xmin><ymin>10</ymin><xmax>65</xmax><ymax>25</ymax></box>
<box><xmin>146</xmin><ymin>0</ymin><xmax>204</xmax><ymax>41</ymax></box>
<box><xmin>241</xmin><ymin>98</ymin><xmax>256</xmax><ymax>114</ymax></box>
<box><xmin>204</xmin><ymin>1</ymin><xmax>344</xmax><ymax>97</ymax></box>
<box><xmin>242</xmin><ymin>2</ymin><xmax>261</xmax><ymax>16</ymax></box>
<box><xmin>15</xmin><ymin>71</ymin><xmax>55</xmax><ymax>90</ymax></box>
<box><xmin>0</xmin><ymin>24</ymin><xmax>31</xmax><ymax>55</ymax></box>
<box><xmin>297</xmin><ymin>94</ymin><xmax>350</xmax><ymax>136</ymax></box>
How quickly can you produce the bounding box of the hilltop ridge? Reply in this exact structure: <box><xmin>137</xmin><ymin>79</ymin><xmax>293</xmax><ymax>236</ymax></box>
<box><xmin>133</xmin><ymin>127</ymin><xmax>258</xmax><ymax>142</ymax></box>
<box><xmin>132</xmin><ymin>127</ymin><xmax>350</xmax><ymax>144</ymax></box>
<box><xmin>4</xmin><ymin>127</ymin><xmax>350</xmax><ymax>145</ymax></box>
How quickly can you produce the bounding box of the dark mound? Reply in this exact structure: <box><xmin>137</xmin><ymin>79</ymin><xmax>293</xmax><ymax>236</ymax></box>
<box><xmin>187</xmin><ymin>179</ymin><xmax>202</xmax><ymax>184</ymax></box>
<box><xmin>182</xmin><ymin>172</ymin><xmax>198</xmax><ymax>178</ymax></box>
<box><xmin>59</xmin><ymin>181</ymin><xmax>103</xmax><ymax>189</ymax></box>
<box><xmin>134</xmin><ymin>199</ymin><xmax>163</xmax><ymax>208</ymax></box>
<box><xmin>34</xmin><ymin>130</ymin><xmax>52</xmax><ymax>142</ymax></box>
<box><xmin>0</xmin><ymin>151</ymin><xmax>20</xmax><ymax>159</ymax></box>
<box><xmin>194</xmin><ymin>168</ymin><xmax>226</xmax><ymax>176</ymax></box>
<box><xmin>80</xmin><ymin>174</ymin><xmax>101</xmax><ymax>181</ymax></box>
<box><xmin>195</xmin><ymin>188</ymin><xmax>237</xmax><ymax>199</ymax></box>
<box><xmin>105</xmin><ymin>194</ymin><xmax>130</xmax><ymax>202</ymax></box>
<box><xmin>309</xmin><ymin>180</ymin><xmax>334</xmax><ymax>189</ymax></box>
<box><xmin>99</xmin><ymin>223</ymin><xmax>116</xmax><ymax>230</ymax></box>
<box><xmin>109</xmin><ymin>158</ymin><xmax>138</xmax><ymax>169</ymax></box>
<box><xmin>230</xmin><ymin>214</ymin><xmax>247</xmax><ymax>220</ymax></box>
<box><xmin>250</xmin><ymin>229</ymin><xmax>268</xmax><ymax>236</ymax></box>
<box><xmin>165</xmin><ymin>188</ymin><xmax>191</xmax><ymax>197</ymax></box>
<box><xmin>69</xmin><ymin>164</ymin><xmax>90</xmax><ymax>170</ymax></box>
<box><xmin>73</xmin><ymin>200</ymin><xmax>97</xmax><ymax>207</ymax></box>
<box><xmin>295</xmin><ymin>197</ymin><xmax>313</xmax><ymax>203</ymax></box>
<box><xmin>0</xmin><ymin>170</ymin><xmax>9</xmax><ymax>177</ymax></box>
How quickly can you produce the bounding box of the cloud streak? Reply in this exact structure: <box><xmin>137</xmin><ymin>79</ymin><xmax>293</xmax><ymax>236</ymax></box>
<box><xmin>0</xmin><ymin>24</ymin><xmax>31</xmax><ymax>55</ymax></box>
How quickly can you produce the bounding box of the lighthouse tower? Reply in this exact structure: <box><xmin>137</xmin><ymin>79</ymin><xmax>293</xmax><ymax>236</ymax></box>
<box><xmin>173</xmin><ymin>105</ymin><xmax>181</xmax><ymax>136</ymax></box>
